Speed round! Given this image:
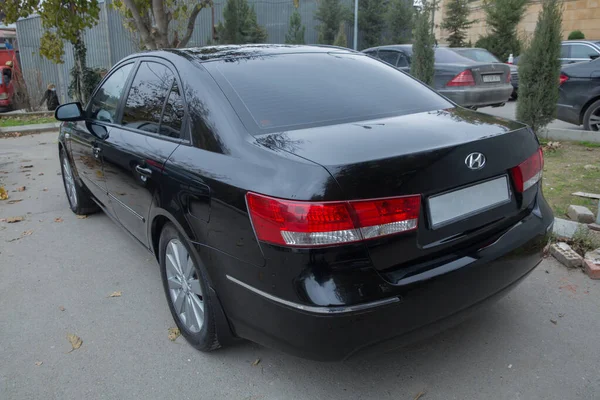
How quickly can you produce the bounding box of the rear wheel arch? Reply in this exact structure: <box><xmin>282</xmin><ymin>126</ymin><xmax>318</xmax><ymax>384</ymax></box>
<box><xmin>580</xmin><ymin>95</ymin><xmax>600</xmax><ymax>124</ymax></box>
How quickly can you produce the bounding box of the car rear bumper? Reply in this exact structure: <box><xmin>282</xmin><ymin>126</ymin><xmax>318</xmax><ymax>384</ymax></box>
<box><xmin>217</xmin><ymin>192</ymin><xmax>553</xmax><ymax>361</ymax></box>
<box><xmin>439</xmin><ymin>85</ymin><xmax>513</xmax><ymax>107</ymax></box>
<box><xmin>556</xmin><ymin>103</ymin><xmax>581</xmax><ymax>126</ymax></box>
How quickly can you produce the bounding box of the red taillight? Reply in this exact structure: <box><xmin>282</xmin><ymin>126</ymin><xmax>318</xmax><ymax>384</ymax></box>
<box><xmin>506</xmin><ymin>72</ymin><xmax>511</xmax><ymax>83</ymax></box>
<box><xmin>559</xmin><ymin>73</ymin><xmax>569</xmax><ymax>85</ymax></box>
<box><xmin>446</xmin><ymin>70</ymin><xmax>475</xmax><ymax>87</ymax></box>
<box><xmin>510</xmin><ymin>148</ymin><xmax>544</xmax><ymax>193</ymax></box>
<box><xmin>246</xmin><ymin>193</ymin><xmax>421</xmax><ymax>247</ymax></box>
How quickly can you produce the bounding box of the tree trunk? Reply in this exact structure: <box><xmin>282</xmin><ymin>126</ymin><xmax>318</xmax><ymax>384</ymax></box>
<box><xmin>73</xmin><ymin>33</ymin><xmax>87</xmax><ymax>104</ymax></box>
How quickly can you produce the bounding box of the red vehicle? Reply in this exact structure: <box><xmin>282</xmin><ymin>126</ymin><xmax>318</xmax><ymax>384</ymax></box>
<box><xmin>0</xmin><ymin>49</ymin><xmax>20</xmax><ymax>112</ymax></box>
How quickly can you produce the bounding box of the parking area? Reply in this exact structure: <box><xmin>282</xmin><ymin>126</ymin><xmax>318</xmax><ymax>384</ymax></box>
<box><xmin>2</xmin><ymin>132</ymin><xmax>600</xmax><ymax>400</ymax></box>
<box><xmin>480</xmin><ymin>101</ymin><xmax>582</xmax><ymax>130</ymax></box>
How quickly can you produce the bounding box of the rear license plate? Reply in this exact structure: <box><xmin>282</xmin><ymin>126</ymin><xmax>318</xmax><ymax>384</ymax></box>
<box><xmin>428</xmin><ymin>176</ymin><xmax>511</xmax><ymax>229</ymax></box>
<box><xmin>482</xmin><ymin>74</ymin><xmax>502</xmax><ymax>83</ymax></box>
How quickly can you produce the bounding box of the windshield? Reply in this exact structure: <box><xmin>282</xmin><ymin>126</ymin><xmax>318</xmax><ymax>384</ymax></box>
<box><xmin>452</xmin><ymin>49</ymin><xmax>501</xmax><ymax>63</ymax></box>
<box><xmin>208</xmin><ymin>53</ymin><xmax>452</xmax><ymax>134</ymax></box>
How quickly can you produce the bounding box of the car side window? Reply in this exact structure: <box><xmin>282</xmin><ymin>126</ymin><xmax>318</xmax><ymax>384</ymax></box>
<box><xmin>560</xmin><ymin>45</ymin><xmax>570</xmax><ymax>58</ymax></box>
<box><xmin>378</xmin><ymin>50</ymin><xmax>400</xmax><ymax>66</ymax></box>
<box><xmin>397</xmin><ymin>52</ymin><xmax>409</xmax><ymax>68</ymax></box>
<box><xmin>88</xmin><ymin>63</ymin><xmax>134</xmax><ymax>123</ymax></box>
<box><xmin>122</xmin><ymin>62</ymin><xmax>174</xmax><ymax>134</ymax></box>
<box><xmin>160</xmin><ymin>81</ymin><xmax>185</xmax><ymax>139</ymax></box>
<box><xmin>570</xmin><ymin>44</ymin><xmax>599</xmax><ymax>59</ymax></box>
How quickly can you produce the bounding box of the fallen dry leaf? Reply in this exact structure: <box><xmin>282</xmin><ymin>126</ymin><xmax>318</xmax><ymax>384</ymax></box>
<box><xmin>59</xmin><ymin>306</ymin><xmax>65</xmax><ymax>311</ymax></box>
<box><xmin>54</xmin><ymin>217</ymin><xmax>63</xmax><ymax>223</ymax></box>
<box><xmin>22</xmin><ymin>230</ymin><xmax>33</xmax><ymax>237</ymax></box>
<box><xmin>43</xmin><ymin>188</ymin><xmax>48</xmax><ymax>192</ymax></box>
<box><xmin>7</xmin><ymin>199</ymin><xmax>22</xmax><ymax>204</ymax></box>
<box><xmin>38</xmin><ymin>172</ymin><xmax>44</xmax><ymax>176</ymax></box>
<box><xmin>17</xmin><ymin>186</ymin><xmax>26</xmax><ymax>192</ymax></box>
<box><xmin>168</xmin><ymin>327</ymin><xmax>180</xmax><ymax>341</ymax></box>
<box><xmin>67</xmin><ymin>333</ymin><xmax>83</xmax><ymax>352</ymax></box>
<box><xmin>76</xmin><ymin>215</ymin><xmax>88</xmax><ymax>219</ymax></box>
<box><xmin>0</xmin><ymin>186</ymin><xmax>8</xmax><ymax>200</ymax></box>
<box><xmin>109</xmin><ymin>291</ymin><xmax>122</xmax><ymax>298</ymax></box>
<box><xmin>251</xmin><ymin>358</ymin><xmax>261</xmax><ymax>366</ymax></box>
<box><xmin>414</xmin><ymin>391</ymin><xmax>426</xmax><ymax>400</ymax></box>
<box><xmin>550</xmin><ymin>319</ymin><xmax>557</xmax><ymax>325</ymax></box>
<box><xmin>20</xmin><ymin>165</ymin><xmax>33</xmax><ymax>169</ymax></box>
<box><xmin>35</xmin><ymin>361</ymin><xmax>43</xmax><ymax>366</ymax></box>
<box><xmin>6</xmin><ymin>216</ymin><xmax>24</xmax><ymax>223</ymax></box>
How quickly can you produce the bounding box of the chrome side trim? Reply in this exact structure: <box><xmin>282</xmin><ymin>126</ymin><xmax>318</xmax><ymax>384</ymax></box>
<box><xmin>108</xmin><ymin>192</ymin><xmax>145</xmax><ymax>222</ymax></box>
<box><xmin>226</xmin><ymin>275</ymin><xmax>400</xmax><ymax>314</ymax></box>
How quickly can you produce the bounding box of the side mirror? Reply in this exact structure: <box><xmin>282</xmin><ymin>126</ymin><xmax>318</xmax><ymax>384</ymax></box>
<box><xmin>590</xmin><ymin>54</ymin><xmax>599</xmax><ymax>60</ymax></box>
<box><xmin>55</xmin><ymin>102</ymin><xmax>84</xmax><ymax>121</ymax></box>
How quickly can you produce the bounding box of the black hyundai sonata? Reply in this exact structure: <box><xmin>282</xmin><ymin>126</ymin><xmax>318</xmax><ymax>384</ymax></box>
<box><xmin>55</xmin><ymin>45</ymin><xmax>553</xmax><ymax>361</ymax></box>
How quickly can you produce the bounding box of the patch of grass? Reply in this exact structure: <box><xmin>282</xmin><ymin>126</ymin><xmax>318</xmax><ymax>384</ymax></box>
<box><xmin>0</xmin><ymin>116</ymin><xmax>56</xmax><ymax>127</ymax></box>
<box><xmin>570</xmin><ymin>227</ymin><xmax>600</xmax><ymax>256</ymax></box>
<box><xmin>578</xmin><ymin>141</ymin><xmax>600</xmax><ymax>148</ymax></box>
<box><xmin>542</xmin><ymin>142</ymin><xmax>600</xmax><ymax>217</ymax></box>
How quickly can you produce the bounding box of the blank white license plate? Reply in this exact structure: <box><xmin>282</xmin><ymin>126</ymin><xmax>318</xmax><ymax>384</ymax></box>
<box><xmin>428</xmin><ymin>176</ymin><xmax>511</xmax><ymax>229</ymax></box>
<box><xmin>482</xmin><ymin>74</ymin><xmax>502</xmax><ymax>83</ymax></box>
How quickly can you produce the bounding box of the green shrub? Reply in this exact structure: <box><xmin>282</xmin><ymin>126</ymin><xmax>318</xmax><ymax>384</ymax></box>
<box><xmin>516</xmin><ymin>0</ymin><xmax>563</xmax><ymax>134</ymax></box>
<box><xmin>285</xmin><ymin>10</ymin><xmax>306</xmax><ymax>44</ymax></box>
<box><xmin>411</xmin><ymin>3</ymin><xmax>435</xmax><ymax>86</ymax></box>
<box><xmin>567</xmin><ymin>30</ymin><xmax>585</xmax><ymax>40</ymax></box>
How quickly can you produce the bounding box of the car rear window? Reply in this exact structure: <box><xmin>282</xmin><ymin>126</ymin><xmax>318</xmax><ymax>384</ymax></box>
<box><xmin>208</xmin><ymin>53</ymin><xmax>452</xmax><ymax>133</ymax></box>
<box><xmin>452</xmin><ymin>49</ymin><xmax>500</xmax><ymax>63</ymax></box>
<box><xmin>434</xmin><ymin>48</ymin><xmax>475</xmax><ymax>63</ymax></box>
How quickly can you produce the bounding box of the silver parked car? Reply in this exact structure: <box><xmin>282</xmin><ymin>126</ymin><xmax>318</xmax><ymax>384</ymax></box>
<box><xmin>363</xmin><ymin>45</ymin><xmax>513</xmax><ymax>109</ymax></box>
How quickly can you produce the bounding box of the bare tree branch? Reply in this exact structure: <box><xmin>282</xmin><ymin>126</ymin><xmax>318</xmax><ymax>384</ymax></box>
<box><xmin>122</xmin><ymin>0</ymin><xmax>156</xmax><ymax>49</ymax></box>
<box><xmin>177</xmin><ymin>2</ymin><xmax>209</xmax><ymax>48</ymax></box>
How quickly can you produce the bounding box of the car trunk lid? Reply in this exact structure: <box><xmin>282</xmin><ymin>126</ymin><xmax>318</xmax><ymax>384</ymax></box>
<box><xmin>256</xmin><ymin>107</ymin><xmax>541</xmax><ymax>274</ymax></box>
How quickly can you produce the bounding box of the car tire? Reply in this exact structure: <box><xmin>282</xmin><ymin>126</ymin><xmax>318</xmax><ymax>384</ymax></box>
<box><xmin>583</xmin><ymin>99</ymin><xmax>600</xmax><ymax>131</ymax></box>
<box><xmin>159</xmin><ymin>223</ymin><xmax>221</xmax><ymax>352</ymax></box>
<box><xmin>59</xmin><ymin>147</ymin><xmax>99</xmax><ymax>215</ymax></box>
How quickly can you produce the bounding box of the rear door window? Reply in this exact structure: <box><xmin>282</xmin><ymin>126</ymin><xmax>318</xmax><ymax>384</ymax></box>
<box><xmin>122</xmin><ymin>62</ymin><xmax>174</xmax><ymax>134</ymax></box>
<box><xmin>208</xmin><ymin>52</ymin><xmax>452</xmax><ymax>133</ymax></box>
<box><xmin>378</xmin><ymin>50</ymin><xmax>400</xmax><ymax>66</ymax></box>
<box><xmin>570</xmin><ymin>44</ymin><xmax>599</xmax><ymax>59</ymax></box>
<box><xmin>159</xmin><ymin>81</ymin><xmax>185</xmax><ymax>138</ymax></box>
<box><xmin>397</xmin><ymin>52</ymin><xmax>410</xmax><ymax>67</ymax></box>
<box><xmin>560</xmin><ymin>45</ymin><xmax>570</xmax><ymax>58</ymax></box>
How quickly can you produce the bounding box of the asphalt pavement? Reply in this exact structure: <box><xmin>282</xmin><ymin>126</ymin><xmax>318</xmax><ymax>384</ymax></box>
<box><xmin>2</xmin><ymin>132</ymin><xmax>600</xmax><ymax>400</ymax></box>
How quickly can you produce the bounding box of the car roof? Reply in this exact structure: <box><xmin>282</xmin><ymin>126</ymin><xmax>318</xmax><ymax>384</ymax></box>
<box><xmin>123</xmin><ymin>44</ymin><xmax>358</xmax><ymax>64</ymax></box>
<box><xmin>363</xmin><ymin>44</ymin><xmax>412</xmax><ymax>53</ymax></box>
<box><xmin>562</xmin><ymin>40</ymin><xmax>600</xmax><ymax>48</ymax></box>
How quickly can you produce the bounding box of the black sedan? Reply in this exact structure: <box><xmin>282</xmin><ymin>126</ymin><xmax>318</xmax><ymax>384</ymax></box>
<box><xmin>557</xmin><ymin>57</ymin><xmax>600</xmax><ymax>131</ymax></box>
<box><xmin>449</xmin><ymin>47</ymin><xmax>519</xmax><ymax>99</ymax></box>
<box><xmin>363</xmin><ymin>45</ymin><xmax>513</xmax><ymax>108</ymax></box>
<box><xmin>55</xmin><ymin>45</ymin><xmax>553</xmax><ymax>361</ymax></box>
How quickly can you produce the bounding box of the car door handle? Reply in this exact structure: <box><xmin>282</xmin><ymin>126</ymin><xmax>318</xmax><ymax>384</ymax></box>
<box><xmin>135</xmin><ymin>165</ymin><xmax>152</xmax><ymax>177</ymax></box>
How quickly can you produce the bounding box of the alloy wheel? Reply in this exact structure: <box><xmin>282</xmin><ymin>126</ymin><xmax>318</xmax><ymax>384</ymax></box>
<box><xmin>62</xmin><ymin>156</ymin><xmax>78</xmax><ymax>208</ymax></box>
<box><xmin>589</xmin><ymin>106</ymin><xmax>600</xmax><ymax>131</ymax></box>
<box><xmin>165</xmin><ymin>239</ymin><xmax>204</xmax><ymax>333</ymax></box>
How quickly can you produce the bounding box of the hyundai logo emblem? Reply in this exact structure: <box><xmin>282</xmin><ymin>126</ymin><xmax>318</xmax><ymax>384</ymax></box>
<box><xmin>465</xmin><ymin>152</ymin><xmax>486</xmax><ymax>170</ymax></box>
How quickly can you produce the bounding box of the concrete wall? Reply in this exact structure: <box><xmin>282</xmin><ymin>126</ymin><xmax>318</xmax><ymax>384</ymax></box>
<box><xmin>434</xmin><ymin>0</ymin><xmax>600</xmax><ymax>52</ymax></box>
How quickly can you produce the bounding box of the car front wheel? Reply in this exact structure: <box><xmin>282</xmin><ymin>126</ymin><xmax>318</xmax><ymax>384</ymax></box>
<box><xmin>59</xmin><ymin>147</ymin><xmax>98</xmax><ymax>215</ymax></box>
